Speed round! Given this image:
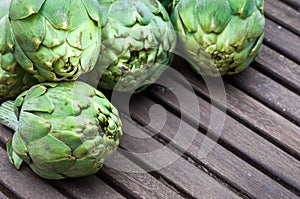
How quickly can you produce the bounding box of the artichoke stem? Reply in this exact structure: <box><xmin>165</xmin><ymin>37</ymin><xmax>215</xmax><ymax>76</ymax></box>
<box><xmin>0</xmin><ymin>100</ymin><xmax>18</xmax><ymax>131</ymax></box>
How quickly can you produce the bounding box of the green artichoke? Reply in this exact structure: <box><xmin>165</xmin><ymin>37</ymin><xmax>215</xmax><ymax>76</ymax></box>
<box><xmin>171</xmin><ymin>0</ymin><xmax>265</xmax><ymax>76</ymax></box>
<box><xmin>0</xmin><ymin>81</ymin><xmax>122</xmax><ymax>179</ymax></box>
<box><xmin>158</xmin><ymin>0</ymin><xmax>174</xmax><ymax>13</ymax></box>
<box><xmin>0</xmin><ymin>0</ymin><xmax>37</xmax><ymax>101</ymax></box>
<box><xmin>9</xmin><ymin>0</ymin><xmax>102</xmax><ymax>82</ymax></box>
<box><xmin>95</xmin><ymin>0</ymin><xmax>176</xmax><ymax>92</ymax></box>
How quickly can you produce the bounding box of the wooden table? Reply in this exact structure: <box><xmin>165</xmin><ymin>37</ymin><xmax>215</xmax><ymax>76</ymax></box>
<box><xmin>1</xmin><ymin>0</ymin><xmax>300</xmax><ymax>198</ymax></box>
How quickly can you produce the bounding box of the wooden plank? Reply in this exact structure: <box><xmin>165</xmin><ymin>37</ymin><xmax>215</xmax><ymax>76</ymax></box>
<box><xmin>0</xmin><ymin>192</ymin><xmax>8</xmax><ymax>199</ymax></box>
<box><xmin>99</xmin><ymin>152</ymin><xmax>184</xmax><ymax>199</ymax></box>
<box><xmin>265</xmin><ymin>0</ymin><xmax>300</xmax><ymax>35</ymax></box>
<box><xmin>144</xmin><ymin>79</ymin><xmax>300</xmax><ymax>191</ymax></box>
<box><xmin>264</xmin><ymin>18</ymin><xmax>300</xmax><ymax>64</ymax></box>
<box><xmin>279</xmin><ymin>0</ymin><xmax>300</xmax><ymax>11</ymax></box>
<box><xmin>53</xmin><ymin>177</ymin><xmax>125</xmax><ymax>199</ymax></box>
<box><xmin>172</xmin><ymin>64</ymin><xmax>300</xmax><ymax>159</ymax></box>
<box><xmin>0</xmin><ymin>126</ymin><xmax>12</xmax><ymax>149</ymax></box>
<box><xmin>118</xmin><ymin>118</ymin><xmax>242</xmax><ymax>199</ymax></box>
<box><xmin>254</xmin><ymin>45</ymin><xmax>300</xmax><ymax>94</ymax></box>
<box><xmin>226</xmin><ymin>67</ymin><xmax>300</xmax><ymax>126</ymax></box>
<box><xmin>125</xmin><ymin>94</ymin><xmax>300</xmax><ymax>198</ymax></box>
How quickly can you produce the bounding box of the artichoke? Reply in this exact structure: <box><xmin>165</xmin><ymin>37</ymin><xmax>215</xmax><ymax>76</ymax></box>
<box><xmin>158</xmin><ymin>0</ymin><xmax>174</xmax><ymax>13</ymax></box>
<box><xmin>9</xmin><ymin>0</ymin><xmax>102</xmax><ymax>82</ymax></box>
<box><xmin>95</xmin><ymin>0</ymin><xmax>176</xmax><ymax>92</ymax></box>
<box><xmin>0</xmin><ymin>81</ymin><xmax>122</xmax><ymax>179</ymax></box>
<box><xmin>171</xmin><ymin>0</ymin><xmax>265</xmax><ymax>76</ymax></box>
<box><xmin>0</xmin><ymin>0</ymin><xmax>37</xmax><ymax>101</ymax></box>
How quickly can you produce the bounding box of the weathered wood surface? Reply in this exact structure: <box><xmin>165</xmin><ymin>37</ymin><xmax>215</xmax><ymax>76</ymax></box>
<box><xmin>53</xmin><ymin>176</ymin><xmax>126</xmax><ymax>199</ymax></box>
<box><xmin>264</xmin><ymin>19</ymin><xmax>300</xmax><ymax>64</ymax></box>
<box><xmin>173</xmin><ymin>61</ymin><xmax>300</xmax><ymax>158</ymax></box>
<box><xmin>1</xmin><ymin>1</ymin><xmax>300</xmax><ymax>198</ymax></box>
<box><xmin>254</xmin><ymin>45</ymin><xmax>300</xmax><ymax>95</ymax></box>
<box><xmin>128</xmin><ymin>94</ymin><xmax>299</xmax><ymax>198</ymax></box>
<box><xmin>226</xmin><ymin>66</ymin><xmax>300</xmax><ymax>126</ymax></box>
<box><xmin>265</xmin><ymin>0</ymin><xmax>300</xmax><ymax>35</ymax></box>
<box><xmin>119</xmin><ymin>117</ymin><xmax>242</xmax><ymax>199</ymax></box>
<box><xmin>0</xmin><ymin>191</ymin><xmax>8</xmax><ymax>199</ymax></box>
<box><xmin>279</xmin><ymin>0</ymin><xmax>300</xmax><ymax>11</ymax></box>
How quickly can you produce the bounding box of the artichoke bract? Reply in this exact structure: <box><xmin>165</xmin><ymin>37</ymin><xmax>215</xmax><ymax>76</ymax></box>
<box><xmin>0</xmin><ymin>0</ymin><xmax>37</xmax><ymax>101</ymax></box>
<box><xmin>9</xmin><ymin>0</ymin><xmax>102</xmax><ymax>82</ymax></box>
<box><xmin>158</xmin><ymin>0</ymin><xmax>174</xmax><ymax>13</ymax></box>
<box><xmin>171</xmin><ymin>0</ymin><xmax>265</xmax><ymax>76</ymax></box>
<box><xmin>95</xmin><ymin>0</ymin><xmax>176</xmax><ymax>92</ymax></box>
<box><xmin>0</xmin><ymin>81</ymin><xmax>122</xmax><ymax>180</ymax></box>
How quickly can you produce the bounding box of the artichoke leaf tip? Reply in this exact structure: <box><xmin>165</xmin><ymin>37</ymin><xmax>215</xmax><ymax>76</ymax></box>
<box><xmin>7</xmin><ymin>139</ymin><xmax>23</xmax><ymax>169</ymax></box>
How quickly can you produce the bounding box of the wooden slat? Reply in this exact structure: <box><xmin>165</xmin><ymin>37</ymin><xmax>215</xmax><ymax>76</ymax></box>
<box><xmin>119</xmin><ymin>118</ymin><xmax>242</xmax><ymax>199</ymax></box>
<box><xmin>254</xmin><ymin>45</ymin><xmax>300</xmax><ymax>94</ymax></box>
<box><xmin>145</xmin><ymin>70</ymin><xmax>300</xmax><ymax>190</ymax></box>
<box><xmin>172</xmin><ymin>64</ymin><xmax>300</xmax><ymax>159</ymax></box>
<box><xmin>265</xmin><ymin>0</ymin><xmax>300</xmax><ymax>35</ymax></box>
<box><xmin>279</xmin><ymin>0</ymin><xmax>300</xmax><ymax>11</ymax></box>
<box><xmin>264</xmin><ymin>18</ymin><xmax>300</xmax><ymax>64</ymax></box>
<box><xmin>147</xmin><ymin>76</ymin><xmax>300</xmax><ymax>189</ymax></box>
<box><xmin>99</xmin><ymin>168</ymin><xmax>183</xmax><ymax>199</ymax></box>
<box><xmin>0</xmin><ymin>192</ymin><xmax>8</xmax><ymax>199</ymax></box>
<box><xmin>124</xmin><ymin>94</ymin><xmax>299</xmax><ymax>198</ymax></box>
<box><xmin>99</xmin><ymin>151</ymin><xmax>184</xmax><ymax>199</ymax></box>
<box><xmin>53</xmin><ymin>177</ymin><xmax>125</xmax><ymax>199</ymax></box>
<box><xmin>226</xmin><ymin>67</ymin><xmax>300</xmax><ymax>126</ymax></box>
<box><xmin>0</xmin><ymin>126</ymin><xmax>12</xmax><ymax>149</ymax></box>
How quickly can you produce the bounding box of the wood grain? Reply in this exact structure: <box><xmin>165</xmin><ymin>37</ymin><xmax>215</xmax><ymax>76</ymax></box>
<box><xmin>265</xmin><ymin>0</ymin><xmax>300</xmax><ymax>35</ymax></box>
<box><xmin>175</xmin><ymin>63</ymin><xmax>300</xmax><ymax>159</ymax></box>
<box><xmin>226</xmin><ymin>67</ymin><xmax>300</xmax><ymax>126</ymax></box>
<box><xmin>99</xmin><ymin>151</ymin><xmax>184</xmax><ymax>199</ymax></box>
<box><xmin>254</xmin><ymin>45</ymin><xmax>300</xmax><ymax>94</ymax></box>
<box><xmin>125</xmin><ymin>93</ymin><xmax>299</xmax><ymax>198</ymax></box>
<box><xmin>264</xmin><ymin>18</ymin><xmax>300</xmax><ymax>64</ymax></box>
<box><xmin>53</xmin><ymin>176</ymin><xmax>125</xmax><ymax>199</ymax></box>
<box><xmin>0</xmin><ymin>192</ymin><xmax>8</xmax><ymax>199</ymax></box>
<box><xmin>279</xmin><ymin>0</ymin><xmax>300</xmax><ymax>11</ymax></box>
<box><xmin>119</xmin><ymin>118</ymin><xmax>242</xmax><ymax>199</ymax></box>
<box><xmin>172</xmin><ymin>63</ymin><xmax>300</xmax><ymax>159</ymax></box>
<box><xmin>146</xmin><ymin>76</ymin><xmax>300</xmax><ymax>192</ymax></box>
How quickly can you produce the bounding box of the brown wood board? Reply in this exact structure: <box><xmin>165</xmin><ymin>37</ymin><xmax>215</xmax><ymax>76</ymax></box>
<box><xmin>265</xmin><ymin>0</ymin><xmax>300</xmax><ymax>36</ymax></box>
<box><xmin>124</xmin><ymin>93</ymin><xmax>299</xmax><ymax>198</ymax></box>
<box><xmin>254</xmin><ymin>45</ymin><xmax>300</xmax><ymax>94</ymax></box>
<box><xmin>0</xmin><ymin>191</ymin><xmax>8</xmax><ymax>199</ymax></box>
<box><xmin>264</xmin><ymin>18</ymin><xmax>300</xmax><ymax>64</ymax></box>
<box><xmin>119</xmin><ymin>118</ymin><xmax>242</xmax><ymax>199</ymax></box>
<box><xmin>226</xmin><ymin>67</ymin><xmax>300</xmax><ymax>126</ymax></box>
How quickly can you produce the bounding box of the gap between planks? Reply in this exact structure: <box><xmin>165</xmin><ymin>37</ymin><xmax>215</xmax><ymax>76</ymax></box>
<box><xmin>119</xmin><ymin>100</ymin><xmax>299</xmax><ymax>198</ymax></box>
<box><xmin>142</xmin><ymin>78</ymin><xmax>300</xmax><ymax>195</ymax></box>
<box><xmin>263</xmin><ymin>18</ymin><xmax>300</xmax><ymax>65</ymax></box>
<box><xmin>265</xmin><ymin>0</ymin><xmax>300</xmax><ymax>36</ymax></box>
<box><xmin>110</xmin><ymin>89</ymin><xmax>300</xmax><ymax>198</ymax></box>
<box><xmin>279</xmin><ymin>0</ymin><xmax>300</xmax><ymax>11</ymax></box>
